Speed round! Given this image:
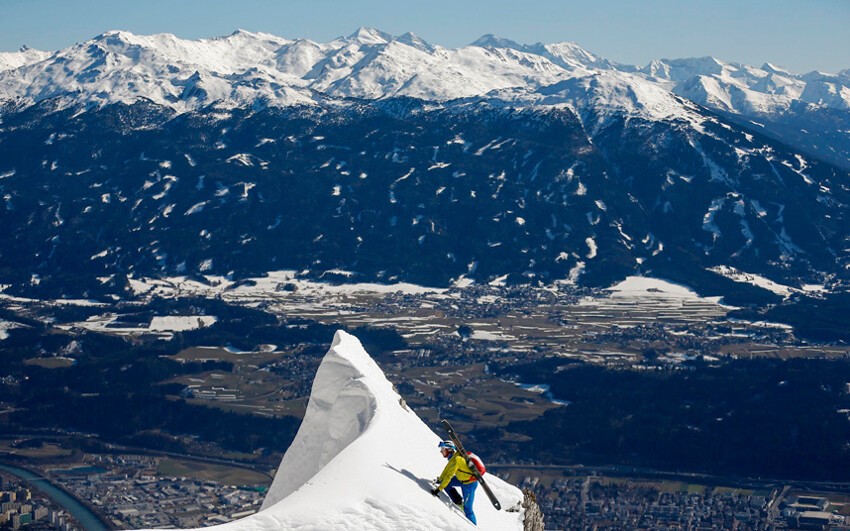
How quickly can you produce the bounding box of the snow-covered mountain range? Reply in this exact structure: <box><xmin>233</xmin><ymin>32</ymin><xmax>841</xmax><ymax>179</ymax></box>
<box><xmin>0</xmin><ymin>29</ymin><xmax>848</xmax><ymax>302</ymax></box>
<box><xmin>1</xmin><ymin>28</ymin><xmax>847</xmax><ymax>116</ymax></box>
<box><xmin>152</xmin><ymin>330</ymin><xmax>529</xmax><ymax>531</ymax></box>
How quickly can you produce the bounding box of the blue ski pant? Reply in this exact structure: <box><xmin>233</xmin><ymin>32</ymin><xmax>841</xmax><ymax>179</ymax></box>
<box><xmin>448</xmin><ymin>477</ymin><xmax>478</xmax><ymax>525</ymax></box>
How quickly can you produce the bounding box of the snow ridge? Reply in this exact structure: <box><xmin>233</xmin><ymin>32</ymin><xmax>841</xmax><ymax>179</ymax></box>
<box><xmin>261</xmin><ymin>330</ymin><xmax>383</xmax><ymax>508</ymax></box>
<box><xmin>161</xmin><ymin>331</ymin><xmax>523</xmax><ymax>531</ymax></box>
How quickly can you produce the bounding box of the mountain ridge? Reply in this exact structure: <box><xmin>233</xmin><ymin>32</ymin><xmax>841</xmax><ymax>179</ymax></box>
<box><xmin>0</xmin><ymin>94</ymin><xmax>847</xmax><ymax>301</ymax></box>
<box><xmin>150</xmin><ymin>330</ymin><xmax>527</xmax><ymax>530</ymax></box>
<box><xmin>0</xmin><ymin>29</ymin><xmax>848</xmax><ymax>302</ymax></box>
<box><xmin>2</xmin><ymin>28</ymin><xmax>847</xmax><ymax>169</ymax></box>
<box><xmin>1</xmin><ymin>29</ymin><xmax>847</xmax><ymax>115</ymax></box>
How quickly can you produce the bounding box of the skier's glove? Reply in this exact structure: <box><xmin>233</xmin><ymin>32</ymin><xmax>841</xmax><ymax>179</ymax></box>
<box><xmin>430</xmin><ymin>487</ymin><xmax>440</xmax><ymax>496</ymax></box>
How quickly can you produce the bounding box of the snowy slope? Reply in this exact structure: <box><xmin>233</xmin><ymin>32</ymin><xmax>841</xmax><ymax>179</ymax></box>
<box><xmin>639</xmin><ymin>56</ymin><xmax>850</xmax><ymax>115</ymax></box>
<box><xmin>0</xmin><ymin>28</ymin><xmax>578</xmax><ymax>110</ymax></box>
<box><xmin>0</xmin><ymin>28</ymin><xmax>847</xmax><ymax>116</ymax></box>
<box><xmin>153</xmin><ymin>331</ymin><xmax>524</xmax><ymax>531</ymax></box>
<box><xmin>0</xmin><ymin>46</ymin><xmax>51</xmax><ymax>72</ymax></box>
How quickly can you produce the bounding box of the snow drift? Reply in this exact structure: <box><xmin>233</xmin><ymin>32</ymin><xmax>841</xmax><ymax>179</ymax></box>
<box><xmin>154</xmin><ymin>330</ymin><xmax>525</xmax><ymax>530</ymax></box>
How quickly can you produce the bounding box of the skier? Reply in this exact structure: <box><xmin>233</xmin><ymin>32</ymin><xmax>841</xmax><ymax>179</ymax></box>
<box><xmin>430</xmin><ymin>440</ymin><xmax>478</xmax><ymax>525</ymax></box>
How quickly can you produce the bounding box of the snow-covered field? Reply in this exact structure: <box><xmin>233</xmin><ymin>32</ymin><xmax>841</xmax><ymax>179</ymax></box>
<box><xmin>0</xmin><ymin>285</ymin><xmax>106</xmax><ymax>307</ymax></box>
<box><xmin>54</xmin><ymin>313</ymin><xmax>217</xmax><ymax>339</ymax></box>
<box><xmin>574</xmin><ymin>276</ymin><xmax>732</xmax><ymax>327</ymax></box>
<box><xmin>602</xmin><ymin>276</ymin><xmax>725</xmax><ymax>303</ymax></box>
<box><xmin>708</xmin><ymin>265</ymin><xmax>824</xmax><ymax>298</ymax></box>
<box><xmin>149</xmin><ymin>316</ymin><xmax>218</xmax><ymax>332</ymax></box>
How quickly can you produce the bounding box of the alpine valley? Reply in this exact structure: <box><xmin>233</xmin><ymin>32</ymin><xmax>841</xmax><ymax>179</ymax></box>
<box><xmin>3</xmin><ymin>28</ymin><xmax>850</xmax><ymax>531</ymax></box>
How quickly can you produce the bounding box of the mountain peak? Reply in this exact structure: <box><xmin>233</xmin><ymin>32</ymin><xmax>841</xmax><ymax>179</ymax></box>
<box><xmin>347</xmin><ymin>27</ymin><xmax>393</xmax><ymax>45</ymax></box>
<box><xmin>224</xmin><ymin>28</ymin><xmax>284</xmax><ymax>42</ymax></box>
<box><xmin>395</xmin><ymin>31</ymin><xmax>435</xmax><ymax>52</ymax></box>
<box><xmin>241</xmin><ymin>330</ymin><xmax>525</xmax><ymax>530</ymax></box>
<box><xmin>470</xmin><ymin>33</ymin><xmax>526</xmax><ymax>50</ymax></box>
<box><xmin>95</xmin><ymin>29</ymin><xmax>135</xmax><ymax>42</ymax></box>
<box><xmin>225</xmin><ymin>28</ymin><xmax>262</xmax><ymax>41</ymax></box>
<box><xmin>762</xmin><ymin>62</ymin><xmax>793</xmax><ymax>76</ymax></box>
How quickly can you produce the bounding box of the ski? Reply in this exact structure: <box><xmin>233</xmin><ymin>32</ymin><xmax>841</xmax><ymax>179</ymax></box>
<box><xmin>441</xmin><ymin>419</ymin><xmax>501</xmax><ymax>510</ymax></box>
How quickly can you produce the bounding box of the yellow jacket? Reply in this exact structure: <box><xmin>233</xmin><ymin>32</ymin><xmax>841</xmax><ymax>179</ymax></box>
<box><xmin>436</xmin><ymin>452</ymin><xmax>477</xmax><ymax>491</ymax></box>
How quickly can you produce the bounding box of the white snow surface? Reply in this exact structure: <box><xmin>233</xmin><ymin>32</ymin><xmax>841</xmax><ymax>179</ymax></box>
<box><xmin>0</xmin><ymin>47</ymin><xmax>52</xmax><ymax>72</ymax></box>
<box><xmin>148</xmin><ymin>315</ymin><xmax>217</xmax><ymax>332</ymax></box>
<box><xmin>154</xmin><ymin>330</ymin><xmax>523</xmax><ymax>531</ymax></box>
<box><xmin>605</xmin><ymin>276</ymin><xmax>724</xmax><ymax>304</ymax></box>
<box><xmin>1</xmin><ymin>28</ymin><xmax>847</xmax><ymax>117</ymax></box>
<box><xmin>128</xmin><ymin>271</ymin><xmax>445</xmax><ymax>300</ymax></box>
<box><xmin>707</xmin><ymin>265</ymin><xmax>801</xmax><ymax>298</ymax></box>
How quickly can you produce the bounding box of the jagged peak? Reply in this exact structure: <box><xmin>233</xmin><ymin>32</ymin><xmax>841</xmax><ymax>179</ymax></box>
<box><xmin>761</xmin><ymin>62</ymin><xmax>794</xmax><ymax>76</ymax></box>
<box><xmin>800</xmin><ymin>70</ymin><xmax>843</xmax><ymax>83</ymax></box>
<box><xmin>470</xmin><ymin>33</ymin><xmax>526</xmax><ymax>50</ymax></box>
<box><xmin>2</xmin><ymin>27</ymin><xmax>846</xmax><ymax>118</ymax></box>
<box><xmin>637</xmin><ymin>56</ymin><xmax>727</xmax><ymax>82</ymax></box>
<box><xmin>229</xmin><ymin>28</ymin><xmax>256</xmax><ymax>38</ymax></box>
<box><xmin>394</xmin><ymin>32</ymin><xmax>436</xmax><ymax>52</ymax></box>
<box><xmin>261</xmin><ymin>330</ymin><xmax>388</xmax><ymax>508</ymax></box>
<box><xmin>93</xmin><ymin>29</ymin><xmax>136</xmax><ymax>43</ymax></box>
<box><xmin>540</xmin><ymin>41</ymin><xmax>601</xmax><ymax>68</ymax></box>
<box><xmin>223</xmin><ymin>28</ymin><xmax>286</xmax><ymax>43</ymax></box>
<box><xmin>346</xmin><ymin>27</ymin><xmax>394</xmax><ymax>45</ymax></box>
<box><xmin>544</xmin><ymin>40</ymin><xmax>593</xmax><ymax>54</ymax></box>
<box><xmin>87</xmin><ymin>29</ymin><xmax>178</xmax><ymax>51</ymax></box>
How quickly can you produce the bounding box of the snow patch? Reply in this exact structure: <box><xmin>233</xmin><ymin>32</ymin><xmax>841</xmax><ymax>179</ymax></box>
<box><xmin>708</xmin><ymin>266</ymin><xmax>800</xmax><ymax>298</ymax></box>
<box><xmin>149</xmin><ymin>315</ymin><xmax>217</xmax><ymax>332</ymax></box>
<box><xmin>585</xmin><ymin>237</ymin><xmax>597</xmax><ymax>259</ymax></box>
<box><xmin>605</xmin><ymin>276</ymin><xmax>724</xmax><ymax>305</ymax></box>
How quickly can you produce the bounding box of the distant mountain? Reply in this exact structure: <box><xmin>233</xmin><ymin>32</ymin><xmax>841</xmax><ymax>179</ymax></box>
<box><xmin>2</xmin><ymin>29</ymin><xmax>847</xmax><ymax>115</ymax></box>
<box><xmin>2</xmin><ymin>28</ymin><xmax>847</xmax><ymax>168</ymax></box>
<box><xmin>0</xmin><ymin>45</ymin><xmax>52</xmax><ymax>72</ymax></box>
<box><xmin>0</xmin><ymin>30</ymin><xmax>848</xmax><ymax>300</ymax></box>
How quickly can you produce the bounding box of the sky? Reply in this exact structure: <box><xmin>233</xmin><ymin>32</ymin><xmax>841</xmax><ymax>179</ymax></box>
<box><xmin>1</xmin><ymin>0</ymin><xmax>848</xmax><ymax>74</ymax></box>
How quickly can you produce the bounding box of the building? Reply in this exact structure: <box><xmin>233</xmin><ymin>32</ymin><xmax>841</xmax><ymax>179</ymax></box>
<box><xmin>797</xmin><ymin>510</ymin><xmax>841</xmax><ymax>529</ymax></box>
<box><xmin>784</xmin><ymin>495</ymin><xmax>830</xmax><ymax>512</ymax></box>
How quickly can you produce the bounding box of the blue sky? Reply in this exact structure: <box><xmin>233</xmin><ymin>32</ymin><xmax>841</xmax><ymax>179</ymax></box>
<box><xmin>2</xmin><ymin>0</ymin><xmax>848</xmax><ymax>73</ymax></box>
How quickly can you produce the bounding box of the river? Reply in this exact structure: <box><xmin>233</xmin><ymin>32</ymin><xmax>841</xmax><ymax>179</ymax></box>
<box><xmin>0</xmin><ymin>463</ymin><xmax>108</xmax><ymax>530</ymax></box>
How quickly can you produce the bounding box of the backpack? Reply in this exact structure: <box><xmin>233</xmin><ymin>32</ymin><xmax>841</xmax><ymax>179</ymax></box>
<box><xmin>467</xmin><ymin>452</ymin><xmax>486</xmax><ymax>477</ymax></box>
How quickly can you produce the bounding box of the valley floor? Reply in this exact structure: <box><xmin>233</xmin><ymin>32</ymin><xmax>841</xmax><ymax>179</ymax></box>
<box><xmin>2</xmin><ymin>275</ymin><xmax>850</xmax><ymax>528</ymax></box>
